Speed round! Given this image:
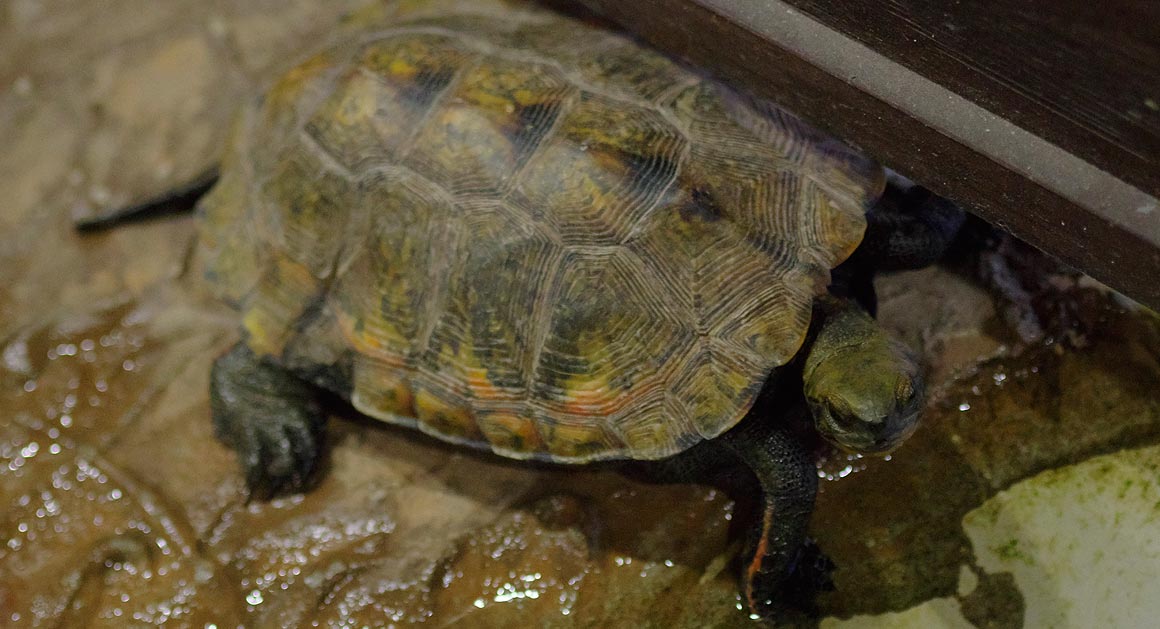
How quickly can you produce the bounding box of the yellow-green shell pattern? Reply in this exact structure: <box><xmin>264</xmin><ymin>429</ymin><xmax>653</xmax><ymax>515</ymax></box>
<box><xmin>197</xmin><ymin>0</ymin><xmax>885</xmax><ymax>463</ymax></box>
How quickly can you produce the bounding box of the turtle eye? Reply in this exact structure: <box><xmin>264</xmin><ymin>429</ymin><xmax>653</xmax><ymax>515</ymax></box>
<box><xmin>827</xmin><ymin>397</ymin><xmax>858</xmax><ymax>424</ymax></box>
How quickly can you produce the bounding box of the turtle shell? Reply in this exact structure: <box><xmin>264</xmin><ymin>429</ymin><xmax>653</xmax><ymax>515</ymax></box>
<box><xmin>196</xmin><ymin>0</ymin><xmax>884</xmax><ymax>462</ymax></box>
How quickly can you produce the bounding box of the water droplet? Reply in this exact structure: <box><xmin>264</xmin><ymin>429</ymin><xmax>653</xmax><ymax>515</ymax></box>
<box><xmin>473</xmin><ymin>598</ymin><xmax>486</xmax><ymax>608</ymax></box>
<box><xmin>246</xmin><ymin>589</ymin><xmax>264</xmax><ymax>606</ymax></box>
<box><xmin>959</xmin><ymin>402</ymin><xmax>971</xmax><ymax>411</ymax></box>
<box><xmin>13</xmin><ymin>76</ymin><xmax>33</xmax><ymax>96</ymax></box>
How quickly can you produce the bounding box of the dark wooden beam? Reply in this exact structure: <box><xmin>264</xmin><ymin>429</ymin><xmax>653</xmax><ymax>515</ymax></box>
<box><xmin>572</xmin><ymin>0</ymin><xmax>1160</xmax><ymax>311</ymax></box>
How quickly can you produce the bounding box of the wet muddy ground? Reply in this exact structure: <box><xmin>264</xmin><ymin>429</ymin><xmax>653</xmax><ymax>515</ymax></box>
<box><xmin>2</xmin><ymin>1</ymin><xmax>1159</xmax><ymax>627</ymax></box>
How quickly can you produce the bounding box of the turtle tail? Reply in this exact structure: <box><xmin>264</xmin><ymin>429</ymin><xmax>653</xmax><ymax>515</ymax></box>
<box><xmin>74</xmin><ymin>168</ymin><xmax>219</xmax><ymax>232</ymax></box>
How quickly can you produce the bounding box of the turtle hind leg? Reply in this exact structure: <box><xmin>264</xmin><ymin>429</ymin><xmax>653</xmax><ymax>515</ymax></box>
<box><xmin>210</xmin><ymin>341</ymin><xmax>327</xmax><ymax>498</ymax></box>
<box><xmin>717</xmin><ymin>418</ymin><xmax>829</xmax><ymax>621</ymax></box>
<box><xmin>74</xmin><ymin>168</ymin><xmax>219</xmax><ymax>232</ymax></box>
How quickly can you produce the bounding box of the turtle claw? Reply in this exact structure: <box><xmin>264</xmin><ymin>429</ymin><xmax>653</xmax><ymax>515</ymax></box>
<box><xmin>745</xmin><ymin>538</ymin><xmax>835</xmax><ymax>623</ymax></box>
<box><xmin>232</xmin><ymin>403</ymin><xmax>321</xmax><ymax>499</ymax></box>
<box><xmin>210</xmin><ymin>342</ymin><xmax>325</xmax><ymax>498</ymax></box>
<box><xmin>793</xmin><ymin>538</ymin><xmax>836</xmax><ymax>594</ymax></box>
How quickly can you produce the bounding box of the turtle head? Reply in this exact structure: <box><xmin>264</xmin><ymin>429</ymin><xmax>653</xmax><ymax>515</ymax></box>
<box><xmin>802</xmin><ymin>305</ymin><xmax>924</xmax><ymax>454</ymax></box>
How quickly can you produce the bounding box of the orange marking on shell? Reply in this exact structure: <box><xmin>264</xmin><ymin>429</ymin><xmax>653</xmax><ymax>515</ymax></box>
<box><xmin>553</xmin><ymin>373</ymin><xmax>618</xmax><ymax>416</ymax></box>
<box><xmin>414</xmin><ymin>387</ymin><xmax>481</xmax><ymax>439</ymax></box>
<box><xmin>334</xmin><ymin>310</ymin><xmax>404</xmax><ymax>359</ymax></box>
<box><xmin>544</xmin><ymin>421</ymin><xmax>614</xmax><ymax>458</ymax></box>
<box><xmin>357</xmin><ymin>331</ymin><xmax>385</xmax><ymax>352</ymax></box>
<box><xmin>560</xmin><ymin>391</ymin><xmax>608</xmax><ymax>416</ymax></box>
<box><xmin>480</xmin><ymin>411</ymin><xmax>545</xmax><ymax>453</ymax></box>
<box><xmin>465</xmin><ymin>370</ymin><xmax>506</xmax><ymax>400</ymax></box>
<box><xmin>365</xmin><ymin>372</ymin><xmax>415</xmax><ymax>418</ymax></box>
<box><xmin>241</xmin><ymin>256</ymin><xmax>319</xmax><ymax>357</ymax></box>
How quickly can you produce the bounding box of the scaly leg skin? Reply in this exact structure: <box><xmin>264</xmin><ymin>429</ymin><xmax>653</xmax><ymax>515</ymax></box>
<box><xmin>831</xmin><ymin>169</ymin><xmax>966</xmax><ymax>315</ymax></box>
<box><xmin>210</xmin><ymin>341</ymin><xmax>326</xmax><ymax>498</ymax></box>
<box><xmin>717</xmin><ymin>418</ymin><xmax>829</xmax><ymax>622</ymax></box>
<box><xmin>861</xmin><ymin>170</ymin><xmax>966</xmax><ymax>271</ymax></box>
<box><xmin>642</xmin><ymin>409</ymin><xmax>828</xmax><ymax>622</ymax></box>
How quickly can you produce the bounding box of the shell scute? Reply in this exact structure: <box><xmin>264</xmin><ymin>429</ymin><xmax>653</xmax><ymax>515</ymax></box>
<box><xmin>421</xmin><ymin>204</ymin><xmax>558</xmax><ymax>404</ymax></box>
<box><xmin>403</xmin><ymin>56</ymin><xmax>572</xmax><ymax>196</ymax></box>
<box><xmin>258</xmin><ymin>151</ymin><xmax>357</xmax><ymax>278</ymax></box>
<box><xmin>532</xmin><ymin>249</ymin><xmax>695</xmax><ymax>457</ymax></box>
<box><xmin>305</xmin><ymin>34</ymin><xmax>469</xmax><ymax>170</ymax></box>
<box><xmin>512</xmin><ymin>92</ymin><xmax>686</xmax><ymax>245</ymax></box>
<box><xmin>333</xmin><ymin>171</ymin><xmax>449</xmax><ymax>362</ymax></box>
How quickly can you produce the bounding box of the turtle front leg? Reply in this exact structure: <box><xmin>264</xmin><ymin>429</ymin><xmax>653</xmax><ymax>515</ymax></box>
<box><xmin>860</xmin><ymin>170</ymin><xmax>965</xmax><ymax>271</ymax></box>
<box><xmin>832</xmin><ymin>170</ymin><xmax>965</xmax><ymax>314</ymax></box>
<box><xmin>210</xmin><ymin>341</ymin><xmax>327</xmax><ymax>498</ymax></box>
<box><xmin>717</xmin><ymin>417</ymin><xmax>830</xmax><ymax>620</ymax></box>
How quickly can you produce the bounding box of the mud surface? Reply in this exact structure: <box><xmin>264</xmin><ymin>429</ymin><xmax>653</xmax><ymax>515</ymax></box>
<box><xmin>3</xmin><ymin>1</ymin><xmax>1160</xmax><ymax>627</ymax></box>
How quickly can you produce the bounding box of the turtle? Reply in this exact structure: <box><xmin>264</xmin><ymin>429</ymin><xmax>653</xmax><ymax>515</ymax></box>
<box><xmin>80</xmin><ymin>0</ymin><xmax>964</xmax><ymax>619</ymax></box>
